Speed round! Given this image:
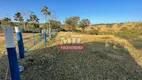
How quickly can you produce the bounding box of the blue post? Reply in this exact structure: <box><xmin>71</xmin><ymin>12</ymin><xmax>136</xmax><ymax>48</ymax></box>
<box><xmin>15</xmin><ymin>27</ymin><xmax>24</xmax><ymax>59</ymax></box>
<box><xmin>43</xmin><ymin>29</ymin><xmax>47</xmax><ymax>42</ymax></box>
<box><xmin>3</xmin><ymin>26</ymin><xmax>20</xmax><ymax>80</ymax></box>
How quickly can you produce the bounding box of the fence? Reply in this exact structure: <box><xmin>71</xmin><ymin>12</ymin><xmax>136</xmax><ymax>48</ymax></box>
<box><xmin>23</xmin><ymin>33</ymin><xmax>43</xmax><ymax>51</ymax></box>
<box><xmin>0</xmin><ymin>26</ymin><xmax>47</xmax><ymax>80</ymax></box>
<box><xmin>0</xmin><ymin>26</ymin><xmax>58</xmax><ymax>80</ymax></box>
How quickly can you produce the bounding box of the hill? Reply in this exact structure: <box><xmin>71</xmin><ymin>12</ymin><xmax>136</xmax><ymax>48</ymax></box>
<box><xmin>83</xmin><ymin>22</ymin><xmax>142</xmax><ymax>32</ymax></box>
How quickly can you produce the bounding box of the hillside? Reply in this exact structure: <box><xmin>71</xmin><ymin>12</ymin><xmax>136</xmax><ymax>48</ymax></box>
<box><xmin>83</xmin><ymin>22</ymin><xmax>142</xmax><ymax>32</ymax></box>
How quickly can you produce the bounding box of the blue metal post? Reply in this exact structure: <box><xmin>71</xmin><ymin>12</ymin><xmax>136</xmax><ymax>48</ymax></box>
<box><xmin>43</xmin><ymin>29</ymin><xmax>47</xmax><ymax>42</ymax></box>
<box><xmin>15</xmin><ymin>27</ymin><xmax>24</xmax><ymax>59</ymax></box>
<box><xmin>3</xmin><ymin>26</ymin><xmax>20</xmax><ymax>80</ymax></box>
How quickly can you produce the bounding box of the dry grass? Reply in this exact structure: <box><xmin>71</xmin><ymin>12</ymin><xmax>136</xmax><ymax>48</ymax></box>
<box><xmin>20</xmin><ymin>32</ymin><xmax>142</xmax><ymax>79</ymax></box>
<box><xmin>1</xmin><ymin>32</ymin><xmax>142</xmax><ymax>80</ymax></box>
<box><xmin>0</xmin><ymin>33</ymin><xmax>37</xmax><ymax>54</ymax></box>
<box><xmin>85</xmin><ymin>22</ymin><xmax>142</xmax><ymax>32</ymax></box>
<box><xmin>0</xmin><ymin>33</ymin><xmax>43</xmax><ymax>80</ymax></box>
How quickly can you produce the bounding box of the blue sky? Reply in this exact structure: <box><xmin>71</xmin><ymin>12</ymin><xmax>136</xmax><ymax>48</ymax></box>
<box><xmin>0</xmin><ymin>0</ymin><xmax>142</xmax><ymax>24</ymax></box>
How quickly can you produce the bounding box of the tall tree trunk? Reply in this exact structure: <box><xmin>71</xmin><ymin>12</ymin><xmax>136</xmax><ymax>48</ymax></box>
<box><xmin>32</xmin><ymin>28</ymin><xmax>35</xmax><ymax>44</ymax></box>
<box><xmin>48</xmin><ymin>21</ymin><xmax>51</xmax><ymax>39</ymax></box>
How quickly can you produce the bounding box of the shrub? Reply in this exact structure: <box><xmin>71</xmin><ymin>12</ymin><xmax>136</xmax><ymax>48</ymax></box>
<box><xmin>75</xmin><ymin>30</ymin><xmax>82</xmax><ymax>32</ymax></box>
<box><xmin>87</xmin><ymin>29</ymin><xmax>99</xmax><ymax>35</ymax></box>
<box><xmin>116</xmin><ymin>27</ymin><xmax>138</xmax><ymax>38</ymax></box>
<box><xmin>99</xmin><ymin>30</ymin><xmax>115</xmax><ymax>35</ymax></box>
<box><xmin>106</xmin><ymin>24</ymin><xmax>114</xmax><ymax>28</ymax></box>
<box><xmin>0</xmin><ymin>25</ymin><xmax>2</xmax><ymax>29</ymax></box>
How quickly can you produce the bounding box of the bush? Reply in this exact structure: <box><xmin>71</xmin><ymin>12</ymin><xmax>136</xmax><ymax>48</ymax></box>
<box><xmin>75</xmin><ymin>30</ymin><xmax>82</xmax><ymax>32</ymax></box>
<box><xmin>99</xmin><ymin>30</ymin><xmax>115</xmax><ymax>35</ymax></box>
<box><xmin>116</xmin><ymin>27</ymin><xmax>138</xmax><ymax>38</ymax></box>
<box><xmin>106</xmin><ymin>24</ymin><xmax>114</xmax><ymax>28</ymax></box>
<box><xmin>59</xmin><ymin>28</ymin><xmax>66</xmax><ymax>32</ymax></box>
<box><xmin>86</xmin><ymin>29</ymin><xmax>99</xmax><ymax>35</ymax></box>
<box><xmin>0</xmin><ymin>25</ymin><xmax>1</xmax><ymax>27</ymax></box>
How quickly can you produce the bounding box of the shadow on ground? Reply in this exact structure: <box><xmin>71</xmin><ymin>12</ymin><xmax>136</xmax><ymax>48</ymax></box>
<box><xmin>20</xmin><ymin>41</ymin><xmax>142</xmax><ymax>80</ymax></box>
<box><xmin>1</xmin><ymin>41</ymin><xmax>142</xmax><ymax>80</ymax></box>
<box><xmin>128</xmin><ymin>38</ymin><xmax>142</xmax><ymax>50</ymax></box>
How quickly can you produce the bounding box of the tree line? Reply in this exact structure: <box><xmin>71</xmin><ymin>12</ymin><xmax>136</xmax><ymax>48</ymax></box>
<box><xmin>64</xmin><ymin>16</ymin><xmax>90</xmax><ymax>31</ymax></box>
<box><xmin>0</xmin><ymin>6</ymin><xmax>91</xmax><ymax>32</ymax></box>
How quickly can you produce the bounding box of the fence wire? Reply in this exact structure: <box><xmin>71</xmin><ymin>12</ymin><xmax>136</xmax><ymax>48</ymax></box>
<box><xmin>2</xmin><ymin>32</ymin><xmax>44</xmax><ymax>80</ymax></box>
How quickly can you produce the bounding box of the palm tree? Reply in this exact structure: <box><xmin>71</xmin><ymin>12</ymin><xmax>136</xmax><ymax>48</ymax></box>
<box><xmin>41</xmin><ymin>6</ymin><xmax>51</xmax><ymax>39</ymax></box>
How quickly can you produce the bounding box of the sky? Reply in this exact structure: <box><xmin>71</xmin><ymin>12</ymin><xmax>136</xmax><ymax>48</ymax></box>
<box><xmin>0</xmin><ymin>0</ymin><xmax>142</xmax><ymax>24</ymax></box>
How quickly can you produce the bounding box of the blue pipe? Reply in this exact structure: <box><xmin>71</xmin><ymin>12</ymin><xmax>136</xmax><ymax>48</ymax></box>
<box><xmin>44</xmin><ymin>32</ymin><xmax>47</xmax><ymax>42</ymax></box>
<box><xmin>7</xmin><ymin>48</ymin><xmax>20</xmax><ymax>80</ymax></box>
<box><xmin>16</xmin><ymin>32</ymin><xmax>25</xmax><ymax>59</ymax></box>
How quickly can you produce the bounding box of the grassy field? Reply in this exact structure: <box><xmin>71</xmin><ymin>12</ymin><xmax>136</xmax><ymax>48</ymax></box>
<box><xmin>1</xmin><ymin>32</ymin><xmax>142</xmax><ymax>80</ymax></box>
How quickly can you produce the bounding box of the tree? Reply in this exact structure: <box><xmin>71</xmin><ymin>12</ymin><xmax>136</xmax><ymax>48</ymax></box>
<box><xmin>79</xmin><ymin>19</ymin><xmax>90</xmax><ymax>28</ymax></box>
<box><xmin>79</xmin><ymin>19</ymin><xmax>90</xmax><ymax>32</ymax></box>
<box><xmin>71</xmin><ymin>16</ymin><xmax>80</xmax><ymax>28</ymax></box>
<box><xmin>42</xmin><ymin>23</ymin><xmax>48</xmax><ymax>29</ymax></box>
<box><xmin>18</xmin><ymin>10</ymin><xmax>33</xmax><ymax>30</ymax></box>
<box><xmin>48</xmin><ymin>20</ymin><xmax>61</xmax><ymax>30</ymax></box>
<box><xmin>41</xmin><ymin>6</ymin><xmax>51</xmax><ymax>21</ymax></box>
<box><xmin>64</xmin><ymin>16</ymin><xmax>80</xmax><ymax>31</ymax></box>
<box><xmin>25</xmin><ymin>19</ymin><xmax>33</xmax><ymax>30</ymax></box>
<box><xmin>28</xmin><ymin>12</ymin><xmax>39</xmax><ymax>42</ymax></box>
<box><xmin>14</xmin><ymin>12</ymin><xmax>24</xmax><ymax>27</ymax></box>
<box><xmin>28</xmin><ymin>12</ymin><xmax>39</xmax><ymax>30</ymax></box>
<box><xmin>41</xmin><ymin>6</ymin><xmax>51</xmax><ymax>38</ymax></box>
<box><xmin>2</xmin><ymin>17</ymin><xmax>11</xmax><ymax>22</ymax></box>
<box><xmin>1</xmin><ymin>17</ymin><xmax>11</xmax><ymax>26</ymax></box>
<box><xmin>25</xmin><ymin>19</ymin><xmax>29</xmax><ymax>29</ymax></box>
